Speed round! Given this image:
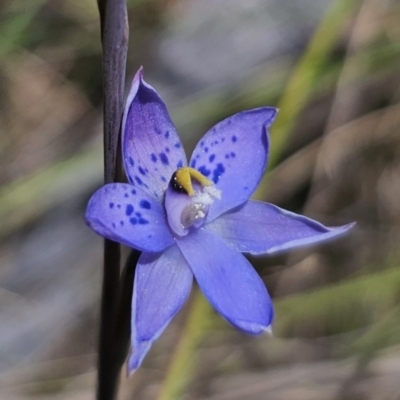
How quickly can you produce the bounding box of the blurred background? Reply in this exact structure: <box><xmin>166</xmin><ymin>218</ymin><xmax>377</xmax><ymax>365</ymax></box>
<box><xmin>1</xmin><ymin>0</ymin><xmax>400</xmax><ymax>399</ymax></box>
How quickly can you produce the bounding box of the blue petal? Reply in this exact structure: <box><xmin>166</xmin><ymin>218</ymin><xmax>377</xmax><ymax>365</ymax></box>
<box><xmin>177</xmin><ymin>228</ymin><xmax>273</xmax><ymax>334</ymax></box>
<box><xmin>189</xmin><ymin>108</ymin><xmax>277</xmax><ymax>221</ymax></box>
<box><xmin>207</xmin><ymin>200</ymin><xmax>355</xmax><ymax>255</ymax></box>
<box><xmin>85</xmin><ymin>183</ymin><xmax>174</xmax><ymax>252</ymax></box>
<box><xmin>128</xmin><ymin>245</ymin><xmax>193</xmax><ymax>373</ymax></box>
<box><xmin>122</xmin><ymin>68</ymin><xmax>187</xmax><ymax>201</ymax></box>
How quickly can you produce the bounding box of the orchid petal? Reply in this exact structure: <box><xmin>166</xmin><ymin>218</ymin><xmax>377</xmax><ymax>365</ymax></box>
<box><xmin>177</xmin><ymin>228</ymin><xmax>273</xmax><ymax>334</ymax></box>
<box><xmin>122</xmin><ymin>68</ymin><xmax>187</xmax><ymax>201</ymax></box>
<box><xmin>207</xmin><ymin>200</ymin><xmax>355</xmax><ymax>255</ymax></box>
<box><xmin>128</xmin><ymin>245</ymin><xmax>193</xmax><ymax>373</ymax></box>
<box><xmin>189</xmin><ymin>108</ymin><xmax>277</xmax><ymax>221</ymax></box>
<box><xmin>85</xmin><ymin>183</ymin><xmax>174</xmax><ymax>252</ymax></box>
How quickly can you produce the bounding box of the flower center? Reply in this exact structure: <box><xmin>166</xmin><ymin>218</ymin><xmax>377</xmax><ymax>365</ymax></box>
<box><xmin>165</xmin><ymin>167</ymin><xmax>221</xmax><ymax>236</ymax></box>
<box><xmin>170</xmin><ymin>167</ymin><xmax>213</xmax><ymax>196</ymax></box>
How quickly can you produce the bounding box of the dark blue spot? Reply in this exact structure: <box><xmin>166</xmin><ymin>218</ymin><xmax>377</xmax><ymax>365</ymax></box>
<box><xmin>135</xmin><ymin>212</ymin><xmax>142</xmax><ymax>217</ymax></box>
<box><xmin>204</xmin><ymin>147</ymin><xmax>209</xmax><ymax>153</ymax></box>
<box><xmin>117</xmin><ymin>204</ymin><xmax>121</xmax><ymax>209</ymax></box>
<box><xmin>230</xmin><ymin>152</ymin><xmax>236</xmax><ymax>158</ymax></box>
<box><xmin>212</xmin><ymin>163</ymin><xmax>225</xmax><ymax>184</ymax></box>
<box><xmin>155</xmin><ymin>127</ymin><xmax>162</xmax><ymax>135</ymax></box>
<box><xmin>112</xmin><ymin>223</ymin><xmax>116</xmax><ymax>228</ymax></box>
<box><xmin>139</xmin><ymin>166</ymin><xmax>146</xmax><ymax>175</ymax></box>
<box><xmin>129</xmin><ymin>157</ymin><xmax>134</xmax><ymax>166</ymax></box>
<box><xmin>244</xmin><ymin>186</ymin><xmax>249</xmax><ymax>190</ymax></box>
<box><xmin>125</xmin><ymin>204</ymin><xmax>134</xmax><ymax>216</ymax></box>
<box><xmin>120</xmin><ymin>221</ymin><xmax>124</xmax><ymax>226</ymax></box>
<box><xmin>174</xmin><ymin>143</ymin><xmax>181</xmax><ymax>148</ymax></box>
<box><xmin>109</xmin><ymin>202</ymin><xmax>114</xmax><ymax>209</ymax></box>
<box><xmin>221</xmin><ymin>137</ymin><xmax>225</xmax><ymax>142</ymax></box>
<box><xmin>191</xmin><ymin>159</ymin><xmax>197</xmax><ymax>168</ymax></box>
<box><xmin>130</xmin><ymin>218</ymin><xmax>137</xmax><ymax>225</ymax></box>
<box><xmin>151</xmin><ymin>153</ymin><xmax>157</xmax><ymax>163</ymax></box>
<box><xmin>135</xmin><ymin>176</ymin><xmax>143</xmax><ymax>185</ymax></box>
<box><xmin>147</xmin><ymin>234</ymin><xmax>152</xmax><ymax>239</ymax></box>
<box><xmin>161</xmin><ymin>176</ymin><xmax>167</xmax><ymax>182</ymax></box>
<box><xmin>198</xmin><ymin>166</ymin><xmax>211</xmax><ymax>177</ymax></box>
<box><xmin>200</xmin><ymin>141</ymin><xmax>204</xmax><ymax>147</ymax></box>
<box><xmin>159</xmin><ymin>153</ymin><xmax>169</xmax><ymax>165</ymax></box>
<box><xmin>140</xmin><ymin>199</ymin><xmax>151</xmax><ymax>209</ymax></box>
<box><xmin>225</xmin><ymin>154</ymin><xmax>230</xmax><ymax>159</ymax></box>
<box><xmin>165</xmin><ymin>147</ymin><xmax>170</xmax><ymax>153</ymax></box>
<box><xmin>232</xmin><ymin>135</ymin><xmax>237</xmax><ymax>143</ymax></box>
<box><xmin>212</xmin><ymin>140</ymin><xmax>219</xmax><ymax>146</ymax></box>
<box><xmin>131</xmin><ymin>189</ymin><xmax>136</xmax><ymax>195</ymax></box>
<box><xmin>124</xmin><ymin>193</ymin><xmax>129</xmax><ymax>198</ymax></box>
<box><xmin>165</xmin><ymin>130</ymin><xmax>170</xmax><ymax>138</ymax></box>
<box><xmin>209</xmin><ymin>154</ymin><xmax>216</xmax><ymax>163</ymax></box>
<box><xmin>177</xmin><ymin>160</ymin><xmax>183</xmax><ymax>168</ymax></box>
<box><xmin>139</xmin><ymin>218</ymin><xmax>149</xmax><ymax>225</ymax></box>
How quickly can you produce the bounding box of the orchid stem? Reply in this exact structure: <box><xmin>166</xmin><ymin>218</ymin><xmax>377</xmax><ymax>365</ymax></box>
<box><xmin>97</xmin><ymin>0</ymin><xmax>129</xmax><ymax>399</ymax></box>
<box><xmin>157</xmin><ymin>289</ymin><xmax>213</xmax><ymax>400</ymax></box>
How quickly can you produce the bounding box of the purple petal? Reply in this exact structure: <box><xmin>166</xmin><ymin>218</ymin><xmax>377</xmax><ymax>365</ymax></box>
<box><xmin>177</xmin><ymin>228</ymin><xmax>273</xmax><ymax>334</ymax></box>
<box><xmin>128</xmin><ymin>245</ymin><xmax>193</xmax><ymax>373</ymax></box>
<box><xmin>85</xmin><ymin>183</ymin><xmax>174</xmax><ymax>252</ymax></box>
<box><xmin>207</xmin><ymin>200</ymin><xmax>355</xmax><ymax>255</ymax></box>
<box><xmin>122</xmin><ymin>68</ymin><xmax>187</xmax><ymax>201</ymax></box>
<box><xmin>189</xmin><ymin>108</ymin><xmax>277</xmax><ymax>221</ymax></box>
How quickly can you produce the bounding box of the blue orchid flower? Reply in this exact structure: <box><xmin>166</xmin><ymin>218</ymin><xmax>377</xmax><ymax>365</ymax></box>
<box><xmin>85</xmin><ymin>68</ymin><xmax>354</xmax><ymax>374</ymax></box>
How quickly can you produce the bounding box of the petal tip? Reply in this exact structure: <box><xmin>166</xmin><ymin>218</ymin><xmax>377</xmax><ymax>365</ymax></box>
<box><xmin>83</xmin><ymin>192</ymin><xmax>101</xmax><ymax>231</ymax></box>
<box><xmin>264</xmin><ymin>107</ymin><xmax>278</xmax><ymax>127</ymax></box>
<box><xmin>83</xmin><ymin>212</ymin><xmax>92</xmax><ymax>229</ymax></box>
<box><xmin>264</xmin><ymin>325</ymin><xmax>273</xmax><ymax>336</ymax></box>
<box><xmin>126</xmin><ymin>364</ymin><xmax>138</xmax><ymax>377</ymax></box>
<box><xmin>328</xmin><ymin>221</ymin><xmax>357</xmax><ymax>235</ymax></box>
<box><xmin>127</xmin><ymin>67</ymin><xmax>145</xmax><ymax>105</ymax></box>
<box><xmin>345</xmin><ymin>221</ymin><xmax>357</xmax><ymax>230</ymax></box>
<box><xmin>134</xmin><ymin>66</ymin><xmax>144</xmax><ymax>82</ymax></box>
<box><xmin>232</xmin><ymin>317</ymin><xmax>274</xmax><ymax>335</ymax></box>
<box><xmin>127</xmin><ymin>341</ymin><xmax>152</xmax><ymax>374</ymax></box>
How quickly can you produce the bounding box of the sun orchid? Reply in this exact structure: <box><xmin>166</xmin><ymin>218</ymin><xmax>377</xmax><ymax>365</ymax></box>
<box><xmin>85</xmin><ymin>68</ymin><xmax>354</xmax><ymax>373</ymax></box>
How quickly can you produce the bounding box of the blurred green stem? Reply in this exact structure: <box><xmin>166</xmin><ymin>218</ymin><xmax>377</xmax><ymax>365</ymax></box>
<box><xmin>157</xmin><ymin>0</ymin><xmax>361</xmax><ymax>399</ymax></box>
<box><xmin>158</xmin><ymin>291</ymin><xmax>212</xmax><ymax>400</ymax></box>
<box><xmin>265</xmin><ymin>0</ymin><xmax>361</xmax><ymax>169</ymax></box>
<box><xmin>0</xmin><ymin>0</ymin><xmax>47</xmax><ymax>59</ymax></box>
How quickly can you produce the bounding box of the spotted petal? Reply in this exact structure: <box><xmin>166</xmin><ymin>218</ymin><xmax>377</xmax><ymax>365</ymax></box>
<box><xmin>177</xmin><ymin>228</ymin><xmax>273</xmax><ymax>334</ymax></box>
<box><xmin>85</xmin><ymin>183</ymin><xmax>174</xmax><ymax>252</ymax></box>
<box><xmin>128</xmin><ymin>245</ymin><xmax>193</xmax><ymax>373</ymax></box>
<box><xmin>207</xmin><ymin>200</ymin><xmax>355</xmax><ymax>255</ymax></box>
<box><xmin>122</xmin><ymin>68</ymin><xmax>187</xmax><ymax>201</ymax></box>
<box><xmin>189</xmin><ymin>108</ymin><xmax>277</xmax><ymax>221</ymax></box>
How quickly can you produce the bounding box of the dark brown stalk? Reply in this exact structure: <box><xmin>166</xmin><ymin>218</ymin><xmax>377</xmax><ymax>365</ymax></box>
<box><xmin>114</xmin><ymin>250</ymin><xmax>142</xmax><ymax>369</ymax></box>
<box><xmin>97</xmin><ymin>0</ymin><xmax>129</xmax><ymax>399</ymax></box>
